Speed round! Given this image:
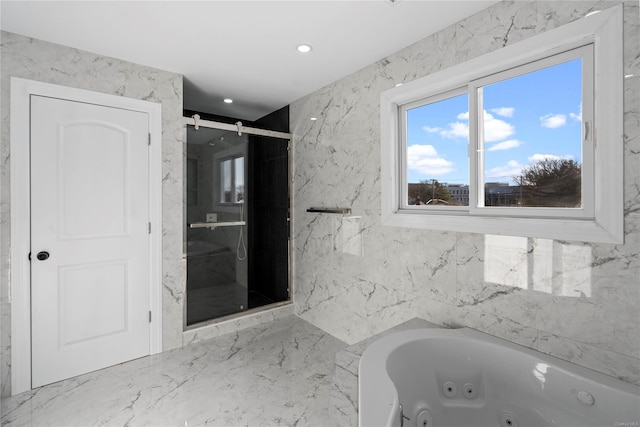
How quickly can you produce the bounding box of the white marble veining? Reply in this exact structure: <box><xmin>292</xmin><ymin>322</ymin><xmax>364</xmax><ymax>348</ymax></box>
<box><xmin>0</xmin><ymin>315</ymin><xmax>346</xmax><ymax>427</ymax></box>
<box><xmin>291</xmin><ymin>0</ymin><xmax>640</xmax><ymax>385</ymax></box>
<box><xmin>0</xmin><ymin>31</ymin><xmax>185</xmax><ymax>397</ymax></box>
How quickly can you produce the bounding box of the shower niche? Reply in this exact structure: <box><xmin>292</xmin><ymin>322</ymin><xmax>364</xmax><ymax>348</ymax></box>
<box><xmin>184</xmin><ymin>109</ymin><xmax>290</xmax><ymax>326</ymax></box>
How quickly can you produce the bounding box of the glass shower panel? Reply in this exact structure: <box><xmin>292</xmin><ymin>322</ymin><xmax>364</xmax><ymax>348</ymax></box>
<box><xmin>185</xmin><ymin>125</ymin><xmax>249</xmax><ymax>325</ymax></box>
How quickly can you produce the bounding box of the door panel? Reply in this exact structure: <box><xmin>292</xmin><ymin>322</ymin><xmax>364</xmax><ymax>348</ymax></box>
<box><xmin>58</xmin><ymin>122</ymin><xmax>129</xmax><ymax>238</ymax></box>
<box><xmin>30</xmin><ymin>95</ymin><xmax>150</xmax><ymax>388</ymax></box>
<box><xmin>58</xmin><ymin>260</ymin><xmax>129</xmax><ymax>345</ymax></box>
<box><xmin>248</xmin><ymin>135</ymin><xmax>290</xmax><ymax>305</ymax></box>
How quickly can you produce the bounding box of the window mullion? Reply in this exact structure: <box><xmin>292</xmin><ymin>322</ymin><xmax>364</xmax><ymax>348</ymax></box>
<box><xmin>399</xmin><ymin>106</ymin><xmax>409</xmax><ymax>210</ymax></box>
<box><xmin>469</xmin><ymin>83</ymin><xmax>482</xmax><ymax>212</ymax></box>
<box><xmin>581</xmin><ymin>44</ymin><xmax>595</xmax><ymax>217</ymax></box>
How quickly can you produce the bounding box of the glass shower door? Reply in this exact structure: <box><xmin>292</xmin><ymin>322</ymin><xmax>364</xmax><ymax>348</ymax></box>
<box><xmin>185</xmin><ymin>125</ymin><xmax>249</xmax><ymax>325</ymax></box>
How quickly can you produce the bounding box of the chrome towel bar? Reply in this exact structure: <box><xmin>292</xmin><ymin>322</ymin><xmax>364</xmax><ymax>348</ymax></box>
<box><xmin>189</xmin><ymin>221</ymin><xmax>246</xmax><ymax>229</ymax></box>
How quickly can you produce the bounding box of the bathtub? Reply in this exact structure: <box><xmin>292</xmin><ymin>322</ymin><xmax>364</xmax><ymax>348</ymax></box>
<box><xmin>359</xmin><ymin>328</ymin><xmax>640</xmax><ymax>427</ymax></box>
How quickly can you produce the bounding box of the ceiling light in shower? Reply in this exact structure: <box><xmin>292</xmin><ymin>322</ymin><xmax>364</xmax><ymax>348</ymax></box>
<box><xmin>297</xmin><ymin>44</ymin><xmax>312</xmax><ymax>53</ymax></box>
<box><xmin>224</xmin><ymin>98</ymin><xmax>233</xmax><ymax>104</ymax></box>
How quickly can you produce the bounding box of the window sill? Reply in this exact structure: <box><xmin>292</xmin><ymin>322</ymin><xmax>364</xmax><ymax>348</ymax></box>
<box><xmin>381</xmin><ymin>209</ymin><xmax>622</xmax><ymax>244</ymax></box>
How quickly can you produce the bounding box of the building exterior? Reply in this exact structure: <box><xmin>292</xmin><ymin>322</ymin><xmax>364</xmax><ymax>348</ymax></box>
<box><xmin>444</xmin><ymin>184</ymin><xmax>470</xmax><ymax>205</ymax></box>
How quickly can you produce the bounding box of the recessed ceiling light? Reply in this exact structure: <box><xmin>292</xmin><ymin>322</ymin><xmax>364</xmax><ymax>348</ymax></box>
<box><xmin>223</xmin><ymin>98</ymin><xmax>233</xmax><ymax>104</ymax></box>
<box><xmin>625</xmin><ymin>74</ymin><xmax>635</xmax><ymax>79</ymax></box>
<box><xmin>395</xmin><ymin>83</ymin><xmax>403</xmax><ymax>87</ymax></box>
<box><xmin>310</xmin><ymin>117</ymin><xmax>318</xmax><ymax>121</ymax></box>
<box><xmin>297</xmin><ymin>44</ymin><xmax>312</xmax><ymax>53</ymax></box>
<box><xmin>585</xmin><ymin>10</ymin><xmax>601</xmax><ymax>17</ymax></box>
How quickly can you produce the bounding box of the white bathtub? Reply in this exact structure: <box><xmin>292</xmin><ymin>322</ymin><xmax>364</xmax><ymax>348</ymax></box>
<box><xmin>359</xmin><ymin>328</ymin><xmax>640</xmax><ymax>427</ymax></box>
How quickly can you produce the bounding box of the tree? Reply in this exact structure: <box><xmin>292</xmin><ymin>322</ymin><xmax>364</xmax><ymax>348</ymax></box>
<box><xmin>408</xmin><ymin>179</ymin><xmax>454</xmax><ymax>205</ymax></box>
<box><xmin>513</xmin><ymin>158</ymin><xmax>581</xmax><ymax>207</ymax></box>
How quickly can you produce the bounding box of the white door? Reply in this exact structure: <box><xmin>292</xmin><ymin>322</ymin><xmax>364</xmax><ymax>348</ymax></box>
<box><xmin>30</xmin><ymin>95</ymin><xmax>151</xmax><ymax>388</ymax></box>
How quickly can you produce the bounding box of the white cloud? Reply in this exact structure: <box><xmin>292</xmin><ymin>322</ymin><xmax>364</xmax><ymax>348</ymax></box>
<box><xmin>428</xmin><ymin>110</ymin><xmax>514</xmax><ymax>142</ymax></box>
<box><xmin>439</xmin><ymin>121</ymin><xmax>469</xmax><ymax>139</ymax></box>
<box><xmin>528</xmin><ymin>153</ymin><xmax>575</xmax><ymax>163</ymax></box>
<box><xmin>490</xmin><ymin>107</ymin><xmax>515</xmax><ymax>118</ymax></box>
<box><xmin>485</xmin><ymin>160</ymin><xmax>524</xmax><ymax>179</ymax></box>
<box><xmin>569</xmin><ymin>103</ymin><xmax>582</xmax><ymax>121</ymax></box>
<box><xmin>540</xmin><ymin>113</ymin><xmax>567</xmax><ymax>128</ymax></box>
<box><xmin>407</xmin><ymin>144</ymin><xmax>455</xmax><ymax>175</ymax></box>
<box><xmin>423</xmin><ymin>126</ymin><xmax>442</xmax><ymax>133</ymax></box>
<box><xmin>483</xmin><ymin>111</ymin><xmax>515</xmax><ymax>142</ymax></box>
<box><xmin>488</xmin><ymin>139</ymin><xmax>523</xmax><ymax>151</ymax></box>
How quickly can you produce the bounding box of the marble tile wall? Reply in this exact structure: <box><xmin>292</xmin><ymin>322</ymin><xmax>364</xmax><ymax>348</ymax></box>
<box><xmin>0</xmin><ymin>31</ymin><xmax>185</xmax><ymax>397</ymax></box>
<box><xmin>291</xmin><ymin>1</ymin><xmax>640</xmax><ymax>385</ymax></box>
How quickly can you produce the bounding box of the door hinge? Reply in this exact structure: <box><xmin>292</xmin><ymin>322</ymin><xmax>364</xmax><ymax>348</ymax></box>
<box><xmin>148</xmin><ymin>222</ymin><xmax>151</xmax><ymax>234</ymax></box>
<box><xmin>148</xmin><ymin>133</ymin><xmax>151</xmax><ymax>146</ymax></box>
<box><xmin>149</xmin><ymin>311</ymin><xmax>152</xmax><ymax>323</ymax></box>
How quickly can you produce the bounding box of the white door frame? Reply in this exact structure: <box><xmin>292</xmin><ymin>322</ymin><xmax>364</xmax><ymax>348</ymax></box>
<box><xmin>10</xmin><ymin>77</ymin><xmax>163</xmax><ymax>395</ymax></box>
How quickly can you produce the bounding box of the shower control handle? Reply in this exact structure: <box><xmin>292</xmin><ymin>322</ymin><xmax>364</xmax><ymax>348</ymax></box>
<box><xmin>36</xmin><ymin>251</ymin><xmax>50</xmax><ymax>261</ymax></box>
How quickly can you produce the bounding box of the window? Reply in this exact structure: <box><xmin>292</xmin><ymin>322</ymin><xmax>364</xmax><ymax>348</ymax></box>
<box><xmin>401</xmin><ymin>47</ymin><xmax>592</xmax><ymax>218</ymax></box>
<box><xmin>403</xmin><ymin>90</ymin><xmax>469</xmax><ymax>208</ymax></box>
<box><xmin>381</xmin><ymin>6</ymin><xmax>622</xmax><ymax>243</ymax></box>
<box><xmin>474</xmin><ymin>55</ymin><xmax>588</xmax><ymax>213</ymax></box>
<box><xmin>219</xmin><ymin>155</ymin><xmax>244</xmax><ymax>204</ymax></box>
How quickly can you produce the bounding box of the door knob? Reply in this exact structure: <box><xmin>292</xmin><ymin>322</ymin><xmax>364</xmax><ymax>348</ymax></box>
<box><xmin>36</xmin><ymin>251</ymin><xmax>50</xmax><ymax>261</ymax></box>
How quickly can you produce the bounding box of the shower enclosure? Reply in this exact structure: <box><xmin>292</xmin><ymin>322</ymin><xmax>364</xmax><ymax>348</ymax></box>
<box><xmin>184</xmin><ymin>114</ymin><xmax>291</xmax><ymax>326</ymax></box>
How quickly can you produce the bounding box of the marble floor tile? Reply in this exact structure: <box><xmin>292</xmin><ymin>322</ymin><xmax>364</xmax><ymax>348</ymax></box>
<box><xmin>0</xmin><ymin>315</ymin><xmax>347</xmax><ymax>427</ymax></box>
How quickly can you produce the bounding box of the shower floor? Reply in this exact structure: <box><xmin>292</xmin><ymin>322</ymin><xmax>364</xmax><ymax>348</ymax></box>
<box><xmin>187</xmin><ymin>282</ymin><xmax>246</xmax><ymax>325</ymax></box>
<box><xmin>187</xmin><ymin>283</ymin><xmax>276</xmax><ymax>325</ymax></box>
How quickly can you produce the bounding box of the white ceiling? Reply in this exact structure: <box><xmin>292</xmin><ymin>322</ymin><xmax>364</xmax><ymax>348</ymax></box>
<box><xmin>1</xmin><ymin>0</ymin><xmax>498</xmax><ymax>121</ymax></box>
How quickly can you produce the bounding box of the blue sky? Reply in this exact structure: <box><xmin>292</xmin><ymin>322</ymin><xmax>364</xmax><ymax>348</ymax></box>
<box><xmin>406</xmin><ymin>58</ymin><xmax>583</xmax><ymax>185</ymax></box>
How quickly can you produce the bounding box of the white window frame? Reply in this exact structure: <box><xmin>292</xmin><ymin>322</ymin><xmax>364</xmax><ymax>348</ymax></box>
<box><xmin>218</xmin><ymin>154</ymin><xmax>245</xmax><ymax>204</ymax></box>
<box><xmin>468</xmin><ymin>45</ymin><xmax>594</xmax><ymax>219</ymax></box>
<box><xmin>381</xmin><ymin>6</ymin><xmax>623</xmax><ymax>244</ymax></box>
<box><xmin>214</xmin><ymin>144</ymin><xmax>247</xmax><ymax>210</ymax></box>
<box><xmin>400</xmin><ymin>87</ymin><xmax>469</xmax><ymax>213</ymax></box>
